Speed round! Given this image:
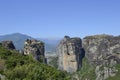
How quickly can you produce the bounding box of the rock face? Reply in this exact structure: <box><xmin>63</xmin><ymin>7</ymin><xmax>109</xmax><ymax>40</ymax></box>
<box><xmin>24</xmin><ymin>39</ymin><xmax>45</xmax><ymax>61</ymax></box>
<box><xmin>58</xmin><ymin>36</ymin><xmax>85</xmax><ymax>73</ymax></box>
<box><xmin>1</xmin><ymin>41</ymin><xmax>15</xmax><ymax>50</ymax></box>
<box><xmin>83</xmin><ymin>34</ymin><xmax>120</xmax><ymax>80</ymax></box>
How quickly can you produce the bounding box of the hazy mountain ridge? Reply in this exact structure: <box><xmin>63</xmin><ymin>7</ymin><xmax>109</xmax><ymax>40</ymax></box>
<box><xmin>0</xmin><ymin>33</ymin><xmax>61</xmax><ymax>52</ymax></box>
<box><xmin>0</xmin><ymin>33</ymin><xmax>34</xmax><ymax>50</ymax></box>
<box><xmin>37</xmin><ymin>38</ymin><xmax>61</xmax><ymax>52</ymax></box>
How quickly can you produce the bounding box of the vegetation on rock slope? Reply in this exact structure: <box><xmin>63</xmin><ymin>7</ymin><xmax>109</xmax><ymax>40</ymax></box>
<box><xmin>0</xmin><ymin>44</ymin><xmax>120</xmax><ymax>80</ymax></box>
<box><xmin>0</xmin><ymin>45</ymin><xmax>70</xmax><ymax>80</ymax></box>
<box><xmin>106</xmin><ymin>64</ymin><xmax>120</xmax><ymax>80</ymax></box>
<box><xmin>70</xmin><ymin>58</ymin><xmax>96</xmax><ymax>80</ymax></box>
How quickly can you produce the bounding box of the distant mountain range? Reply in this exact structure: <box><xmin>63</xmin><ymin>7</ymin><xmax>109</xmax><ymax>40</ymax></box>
<box><xmin>0</xmin><ymin>33</ymin><xmax>61</xmax><ymax>52</ymax></box>
<box><xmin>37</xmin><ymin>38</ymin><xmax>61</xmax><ymax>52</ymax></box>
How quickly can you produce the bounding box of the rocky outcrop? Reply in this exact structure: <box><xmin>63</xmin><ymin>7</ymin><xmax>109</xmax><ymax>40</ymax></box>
<box><xmin>1</xmin><ymin>41</ymin><xmax>15</xmax><ymax>50</ymax></box>
<box><xmin>58</xmin><ymin>36</ymin><xmax>85</xmax><ymax>73</ymax></box>
<box><xmin>24</xmin><ymin>39</ymin><xmax>45</xmax><ymax>61</ymax></box>
<box><xmin>83</xmin><ymin>34</ymin><xmax>120</xmax><ymax>80</ymax></box>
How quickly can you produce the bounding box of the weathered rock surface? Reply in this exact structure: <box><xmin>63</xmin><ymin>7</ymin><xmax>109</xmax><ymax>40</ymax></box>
<box><xmin>83</xmin><ymin>34</ymin><xmax>120</xmax><ymax>80</ymax></box>
<box><xmin>1</xmin><ymin>41</ymin><xmax>15</xmax><ymax>50</ymax></box>
<box><xmin>24</xmin><ymin>39</ymin><xmax>45</xmax><ymax>61</ymax></box>
<box><xmin>58</xmin><ymin>36</ymin><xmax>85</xmax><ymax>73</ymax></box>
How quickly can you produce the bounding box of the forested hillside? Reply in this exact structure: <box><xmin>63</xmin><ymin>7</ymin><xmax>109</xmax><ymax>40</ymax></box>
<box><xmin>0</xmin><ymin>45</ymin><xmax>70</xmax><ymax>80</ymax></box>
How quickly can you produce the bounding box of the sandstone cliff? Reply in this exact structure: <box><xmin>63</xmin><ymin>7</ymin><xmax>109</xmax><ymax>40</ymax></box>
<box><xmin>58</xmin><ymin>36</ymin><xmax>85</xmax><ymax>73</ymax></box>
<box><xmin>24</xmin><ymin>39</ymin><xmax>45</xmax><ymax>61</ymax></box>
<box><xmin>83</xmin><ymin>34</ymin><xmax>120</xmax><ymax>80</ymax></box>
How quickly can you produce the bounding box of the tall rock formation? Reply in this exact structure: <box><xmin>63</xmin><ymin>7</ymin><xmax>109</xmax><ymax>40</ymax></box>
<box><xmin>83</xmin><ymin>34</ymin><xmax>120</xmax><ymax>80</ymax></box>
<box><xmin>58</xmin><ymin>36</ymin><xmax>85</xmax><ymax>73</ymax></box>
<box><xmin>1</xmin><ymin>41</ymin><xmax>15</xmax><ymax>50</ymax></box>
<box><xmin>24</xmin><ymin>39</ymin><xmax>45</xmax><ymax>61</ymax></box>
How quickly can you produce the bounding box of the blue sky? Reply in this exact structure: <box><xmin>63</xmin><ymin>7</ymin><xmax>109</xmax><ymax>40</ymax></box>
<box><xmin>0</xmin><ymin>0</ymin><xmax>120</xmax><ymax>38</ymax></box>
